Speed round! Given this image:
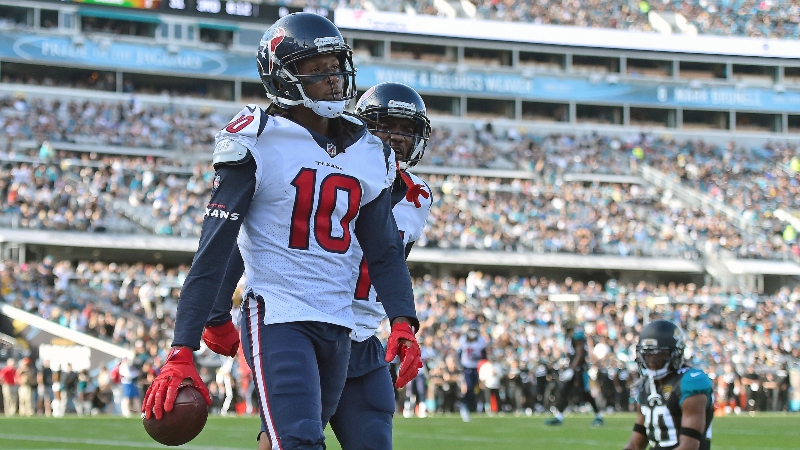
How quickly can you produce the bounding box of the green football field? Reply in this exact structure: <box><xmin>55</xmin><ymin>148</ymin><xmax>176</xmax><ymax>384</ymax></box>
<box><xmin>0</xmin><ymin>413</ymin><xmax>796</xmax><ymax>449</ymax></box>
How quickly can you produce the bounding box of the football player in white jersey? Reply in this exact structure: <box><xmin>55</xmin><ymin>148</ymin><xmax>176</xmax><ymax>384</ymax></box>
<box><xmin>329</xmin><ymin>82</ymin><xmax>433</xmax><ymax>449</ymax></box>
<box><xmin>142</xmin><ymin>14</ymin><xmax>421</xmax><ymax>450</ymax></box>
<box><xmin>456</xmin><ymin>322</ymin><xmax>487</xmax><ymax>423</ymax></box>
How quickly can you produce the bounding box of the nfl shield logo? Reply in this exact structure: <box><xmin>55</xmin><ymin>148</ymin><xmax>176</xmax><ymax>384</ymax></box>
<box><xmin>211</xmin><ymin>175</ymin><xmax>221</xmax><ymax>195</ymax></box>
<box><xmin>326</xmin><ymin>143</ymin><xmax>338</xmax><ymax>157</ymax></box>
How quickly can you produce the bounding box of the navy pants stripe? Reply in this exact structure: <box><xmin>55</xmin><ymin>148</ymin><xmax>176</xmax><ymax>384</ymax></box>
<box><xmin>242</xmin><ymin>295</ymin><xmax>351</xmax><ymax>450</ymax></box>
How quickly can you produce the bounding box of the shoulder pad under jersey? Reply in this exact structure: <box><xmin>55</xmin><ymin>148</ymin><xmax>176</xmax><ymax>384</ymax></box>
<box><xmin>679</xmin><ymin>367</ymin><xmax>713</xmax><ymax>401</ymax></box>
<box><xmin>341</xmin><ymin>112</ymin><xmax>365</xmax><ymax>127</ymax></box>
<box><xmin>213</xmin><ymin>104</ymin><xmax>267</xmax><ymax>162</ymax></box>
<box><xmin>364</xmin><ymin>130</ymin><xmax>383</xmax><ymax>148</ymax></box>
<box><xmin>214</xmin><ymin>105</ymin><xmax>269</xmax><ymax>145</ymax></box>
<box><xmin>213</xmin><ymin>139</ymin><xmax>251</xmax><ymax>168</ymax></box>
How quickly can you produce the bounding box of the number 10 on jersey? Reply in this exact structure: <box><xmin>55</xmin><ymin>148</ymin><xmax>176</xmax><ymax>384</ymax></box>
<box><xmin>289</xmin><ymin>168</ymin><xmax>363</xmax><ymax>254</ymax></box>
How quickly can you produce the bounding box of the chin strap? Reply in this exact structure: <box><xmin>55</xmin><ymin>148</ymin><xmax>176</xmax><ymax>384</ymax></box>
<box><xmin>647</xmin><ymin>375</ymin><xmax>663</xmax><ymax>406</ymax></box>
<box><xmin>304</xmin><ymin>99</ymin><xmax>347</xmax><ymax>118</ymax></box>
<box><xmin>644</xmin><ymin>360</ymin><xmax>670</xmax><ymax>381</ymax></box>
<box><xmin>398</xmin><ymin>168</ymin><xmax>429</xmax><ymax>208</ymax></box>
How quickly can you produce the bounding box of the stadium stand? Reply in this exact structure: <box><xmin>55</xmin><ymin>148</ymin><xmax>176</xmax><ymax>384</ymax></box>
<box><xmin>3</xmin><ymin>110</ymin><xmax>793</xmax><ymax>261</ymax></box>
<box><xmin>2</xmin><ymin>256</ymin><xmax>798</xmax><ymax>415</ymax></box>
<box><xmin>364</xmin><ymin>0</ymin><xmax>800</xmax><ymax>40</ymax></box>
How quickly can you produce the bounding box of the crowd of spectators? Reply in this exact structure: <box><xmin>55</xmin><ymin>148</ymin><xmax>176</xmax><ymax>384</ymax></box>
<box><xmin>649</xmin><ymin>0</ymin><xmax>800</xmax><ymax>39</ymax></box>
<box><xmin>0</xmin><ymin>143</ymin><xmax>787</xmax><ymax>259</ymax></box>
<box><xmin>422</xmin><ymin>175</ymin><xmax>703</xmax><ymax>258</ymax></box>
<box><xmin>0</xmin><ymin>146</ymin><xmax>200</xmax><ymax>233</ymax></box>
<box><xmin>3</xmin><ymin>0</ymin><xmax>799</xmax><ymax>39</ymax></box>
<box><xmin>470</xmin><ymin>0</ymin><xmax>652</xmax><ymax>31</ymax></box>
<box><xmin>0</xmin><ymin>257</ymin><xmax>184</xmax><ymax>343</ymax></box>
<box><xmin>0</xmin><ymin>256</ymin><xmax>180</xmax><ymax>416</ymax></box>
<box><xmin>425</xmin><ymin>125</ymin><xmax>799</xmax><ymax>259</ymax></box>
<box><xmin>1</xmin><ymin>256</ymin><xmax>798</xmax><ymax>417</ymax></box>
<box><xmin>468</xmin><ymin>0</ymin><xmax>800</xmax><ymax>39</ymax></box>
<box><xmin>0</xmin><ymin>159</ymin><xmax>123</xmax><ymax>232</ymax></box>
<box><xmin>274</xmin><ymin>0</ymin><xmax>800</xmax><ymax>40</ymax></box>
<box><xmin>2</xmin><ymin>94</ymin><xmax>798</xmax><ymax>259</ymax></box>
<box><xmin>0</xmin><ymin>95</ymin><xmax>224</xmax><ymax>153</ymax></box>
<box><xmin>639</xmin><ymin>136</ymin><xmax>800</xmax><ymax>253</ymax></box>
<box><xmin>389</xmin><ymin>271</ymin><xmax>800</xmax><ymax>415</ymax></box>
<box><xmin>425</xmin><ymin>173</ymin><xmax>795</xmax><ymax>259</ymax></box>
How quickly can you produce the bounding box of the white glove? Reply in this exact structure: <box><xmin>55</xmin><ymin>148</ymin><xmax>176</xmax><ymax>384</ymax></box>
<box><xmin>559</xmin><ymin>368</ymin><xmax>575</xmax><ymax>382</ymax></box>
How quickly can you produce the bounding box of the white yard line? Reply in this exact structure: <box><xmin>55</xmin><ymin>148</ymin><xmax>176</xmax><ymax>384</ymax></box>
<box><xmin>0</xmin><ymin>434</ymin><xmax>247</xmax><ymax>450</ymax></box>
<box><xmin>394</xmin><ymin>430</ymin><xmax>607</xmax><ymax>446</ymax></box>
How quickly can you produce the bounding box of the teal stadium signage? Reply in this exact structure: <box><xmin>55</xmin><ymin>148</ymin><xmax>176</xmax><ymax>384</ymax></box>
<box><xmin>356</xmin><ymin>66</ymin><xmax>800</xmax><ymax>113</ymax></box>
<box><xmin>1</xmin><ymin>33</ymin><xmax>235</xmax><ymax>76</ymax></box>
<box><xmin>2</xmin><ymin>31</ymin><xmax>800</xmax><ymax>113</ymax></box>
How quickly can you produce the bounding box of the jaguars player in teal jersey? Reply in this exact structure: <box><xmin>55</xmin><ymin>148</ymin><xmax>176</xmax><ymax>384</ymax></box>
<box><xmin>546</xmin><ymin>319</ymin><xmax>604</xmax><ymax>426</ymax></box>
<box><xmin>623</xmin><ymin>320</ymin><xmax>714</xmax><ymax>450</ymax></box>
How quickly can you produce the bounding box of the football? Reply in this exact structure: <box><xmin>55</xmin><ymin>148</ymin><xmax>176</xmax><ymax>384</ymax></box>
<box><xmin>142</xmin><ymin>385</ymin><xmax>209</xmax><ymax>446</ymax></box>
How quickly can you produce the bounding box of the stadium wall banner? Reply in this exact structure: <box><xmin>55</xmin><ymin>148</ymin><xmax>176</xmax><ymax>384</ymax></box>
<box><xmin>0</xmin><ymin>32</ymin><xmax>252</xmax><ymax>77</ymax></box>
<box><xmin>3</xmin><ymin>31</ymin><xmax>800</xmax><ymax>113</ymax></box>
<box><xmin>357</xmin><ymin>65</ymin><xmax>800</xmax><ymax>114</ymax></box>
<box><xmin>334</xmin><ymin>8</ymin><xmax>800</xmax><ymax>60</ymax></box>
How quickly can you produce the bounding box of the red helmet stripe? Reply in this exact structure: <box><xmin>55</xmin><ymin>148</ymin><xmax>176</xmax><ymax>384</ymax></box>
<box><xmin>268</xmin><ymin>28</ymin><xmax>285</xmax><ymax>73</ymax></box>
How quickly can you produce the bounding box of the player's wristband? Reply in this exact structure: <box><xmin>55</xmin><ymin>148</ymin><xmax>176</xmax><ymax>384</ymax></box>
<box><xmin>632</xmin><ymin>424</ymin><xmax>647</xmax><ymax>436</ymax></box>
<box><xmin>680</xmin><ymin>427</ymin><xmax>704</xmax><ymax>441</ymax></box>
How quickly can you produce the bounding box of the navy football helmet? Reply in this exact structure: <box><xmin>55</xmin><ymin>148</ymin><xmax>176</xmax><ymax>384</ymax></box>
<box><xmin>636</xmin><ymin>320</ymin><xmax>685</xmax><ymax>380</ymax></box>
<box><xmin>465</xmin><ymin>322</ymin><xmax>480</xmax><ymax>341</ymax></box>
<box><xmin>256</xmin><ymin>13</ymin><xmax>356</xmax><ymax>118</ymax></box>
<box><xmin>562</xmin><ymin>317</ymin><xmax>580</xmax><ymax>339</ymax></box>
<box><xmin>354</xmin><ymin>82</ymin><xmax>431</xmax><ymax>169</ymax></box>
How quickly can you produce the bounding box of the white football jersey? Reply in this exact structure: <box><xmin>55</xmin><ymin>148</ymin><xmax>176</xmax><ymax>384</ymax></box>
<box><xmin>457</xmin><ymin>335</ymin><xmax>487</xmax><ymax>369</ymax></box>
<box><xmin>350</xmin><ymin>171</ymin><xmax>432</xmax><ymax>342</ymax></box>
<box><xmin>215</xmin><ymin>105</ymin><xmax>396</xmax><ymax>330</ymax></box>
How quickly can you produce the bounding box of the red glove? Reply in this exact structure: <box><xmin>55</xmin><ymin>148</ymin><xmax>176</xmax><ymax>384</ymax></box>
<box><xmin>384</xmin><ymin>321</ymin><xmax>423</xmax><ymax>389</ymax></box>
<box><xmin>203</xmin><ymin>320</ymin><xmax>240</xmax><ymax>357</ymax></box>
<box><xmin>142</xmin><ymin>347</ymin><xmax>211</xmax><ymax>420</ymax></box>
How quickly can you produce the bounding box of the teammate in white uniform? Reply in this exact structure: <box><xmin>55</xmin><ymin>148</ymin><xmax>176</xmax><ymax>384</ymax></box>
<box><xmin>142</xmin><ymin>14</ymin><xmax>420</xmax><ymax>450</ymax></box>
<box><xmin>329</xmin><ymin>82</ymin><xmax>433</xmax><ymax>449</ymax></box>
<box><xmin>456</xmin><ymin>323</ymin><xmax>487</xmax><ymax>422</ymax></box>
